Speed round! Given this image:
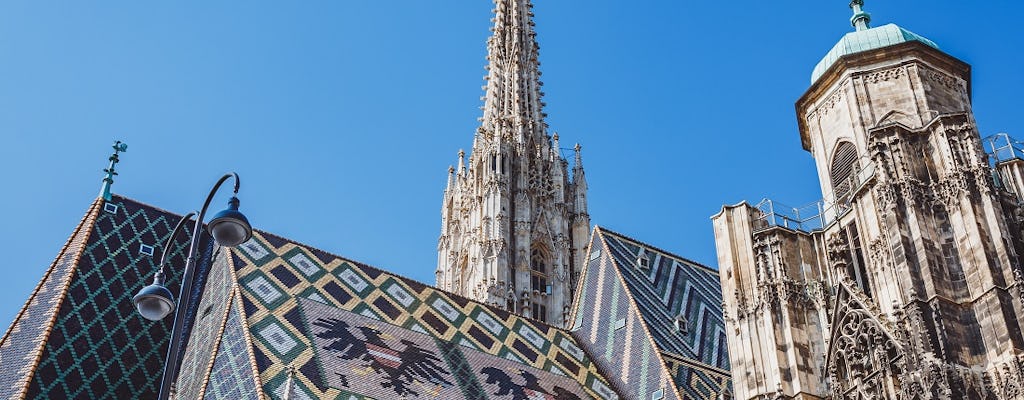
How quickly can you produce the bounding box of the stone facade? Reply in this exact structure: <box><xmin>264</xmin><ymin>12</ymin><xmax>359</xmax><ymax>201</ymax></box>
<box><xmin>713</xmin><ymin>4</ymin><xmax>1024</xmax><ymax>400</ymax></box>
<box><xmin>435</xmin><ymin>0</ymin><xmax>589</xmax><ymax>327</ymax></box>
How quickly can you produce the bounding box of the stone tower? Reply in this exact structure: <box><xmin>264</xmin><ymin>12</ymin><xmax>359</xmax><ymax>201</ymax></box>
<box><xmin>713</xmin><ymin>2</ymin><xmax>1024</xmax><ymax>399</ymax></box>
<box><xmin>436</xmin><ymin>0</ymin><xmax>589</xmax><ymax>327</ymax></box>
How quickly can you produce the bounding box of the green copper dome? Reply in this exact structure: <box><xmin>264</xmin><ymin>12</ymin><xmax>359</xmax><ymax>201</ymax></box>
<box><xmin>811</xmin><ymin>2</ymin><xmax>940</xmax><ymax>83</ymax></box>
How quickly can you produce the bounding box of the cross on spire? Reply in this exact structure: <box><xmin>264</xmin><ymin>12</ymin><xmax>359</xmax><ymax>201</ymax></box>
<box><xmin>100</xmin><ymin>140</ymin><xmax>128</xmax><ymax>201</ymax></box>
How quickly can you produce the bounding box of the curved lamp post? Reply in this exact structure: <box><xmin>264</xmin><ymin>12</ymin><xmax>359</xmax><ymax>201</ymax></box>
<box><xmin>132</xmin><ymin>172</ymin><xmax>252</xmax><ymax>400</ymax></box>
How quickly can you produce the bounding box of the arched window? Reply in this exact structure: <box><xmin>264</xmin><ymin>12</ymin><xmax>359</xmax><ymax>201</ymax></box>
<box><xmin>830</xmin><ymin>142</ymin><xmax>859</xmax><ymax>205</ymax></box>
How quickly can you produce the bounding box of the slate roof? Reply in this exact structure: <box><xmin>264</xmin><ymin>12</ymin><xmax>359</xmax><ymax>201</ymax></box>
<box><xmin>569</xmin><ymin>227</ymin><xmax>731</xmax><ymax>400</ymax></box>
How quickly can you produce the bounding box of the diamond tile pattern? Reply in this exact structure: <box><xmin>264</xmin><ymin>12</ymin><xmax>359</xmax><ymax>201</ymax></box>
<box><xmin>203</xmin><ymin>298</ymin><xmax>260</xmax><ymax>399</ymax></box>
<box><xmin>14</xmin><ymin>196</ymin><xmax>211</xmax><ymax>399</ymax></box>
<box><xmin>5</xmin><ymin>196</ymin><xmax>736</xmax><ymax>400</ymax></box>
<box><xmin>230</xmin><ymin>231</ymin><xmax>621</xmax><ymax>399</ymax></box>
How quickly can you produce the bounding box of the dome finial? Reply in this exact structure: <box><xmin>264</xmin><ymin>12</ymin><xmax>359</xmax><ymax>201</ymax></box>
<box><xmin>850</xmin><ymin>0</ymin><xmax>871</xmax><ymax>31</ymax></box>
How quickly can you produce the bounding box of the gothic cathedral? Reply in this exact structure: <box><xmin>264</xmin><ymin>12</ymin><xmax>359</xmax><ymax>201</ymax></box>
<box><xmin>715</xmin><ymin>2</ymin><xmax>1024</xmax><ymax>399</ymax></box>
<box><xmin>436</xmin><ymin>0</ymin><xmax>590</xmax><ymax>327</ymax></box>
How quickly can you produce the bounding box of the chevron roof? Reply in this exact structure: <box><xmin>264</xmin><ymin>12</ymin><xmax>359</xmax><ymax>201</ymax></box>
<box><xmin>570</xmin><ymin>227</ymin><xmax>731</xmax><ymax>400</ymax></box>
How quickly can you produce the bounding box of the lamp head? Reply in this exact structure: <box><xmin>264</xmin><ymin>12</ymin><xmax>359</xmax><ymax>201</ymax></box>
<box><xmin>208</xmin><ymin>196</ymin><xmax>252</xmax><ymax>247</ymax></box>
<box><xmin>133</xmin><ymin>283</ymin><xmax>175</xmax><ymax>321</ymax></box>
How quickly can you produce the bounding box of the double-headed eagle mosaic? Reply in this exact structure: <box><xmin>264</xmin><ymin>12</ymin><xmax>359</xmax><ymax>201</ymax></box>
<box><xmin>313</xmin><ymin>317</ymin><xmax>583</xmax><ymax>399</ymax></box>
<box><xmin>313</xmin><ymin>317</ymin><xmax>453</xmax><ymax>397</ymax></box>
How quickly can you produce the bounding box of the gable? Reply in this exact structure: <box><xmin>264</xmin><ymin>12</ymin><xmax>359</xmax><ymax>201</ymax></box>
<box><xmin>568</xmin><ymin>230</ymin><xmax>681</xmax><ymax>400</ymax></box>
<box><xmin>569</xmin><ymin>228</ymin><xmax>732</xmax><ymax>400</ymax></box>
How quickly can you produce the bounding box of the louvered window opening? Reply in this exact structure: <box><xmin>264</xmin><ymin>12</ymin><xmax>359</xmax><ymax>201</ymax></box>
<box><xmin>831</xmin><ymin>142</ymin><xmax>860</xmax><ymax>205</ymax></box>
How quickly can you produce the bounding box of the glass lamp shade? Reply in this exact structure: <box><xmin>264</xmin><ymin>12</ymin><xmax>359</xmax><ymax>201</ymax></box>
<box><xmin>208</xmin><ymin>196</ymin><xmax>252</xmax><ymax>247</ymax></box>
<box><xmin>133</xmin><ymin>283</ymin><xmax>175</xmax><ymax>321</ymax></box>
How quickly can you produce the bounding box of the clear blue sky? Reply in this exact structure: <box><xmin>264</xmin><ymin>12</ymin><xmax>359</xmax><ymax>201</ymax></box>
<box><xmin>1</xmin><ymin>1</ymin><xmax>1021</xmax><ymax>330</ymax></box>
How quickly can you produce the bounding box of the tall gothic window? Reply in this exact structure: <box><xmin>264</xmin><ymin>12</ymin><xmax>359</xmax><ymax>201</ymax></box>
<box><xmin>831</xmin><ymin>141</ymin><xmax>859</xmax><ymax>206</ymax></box>
<box><xmin>845</xmin><ymin>223</ymin><xmax>872</xmax><ymax>299</ymax></box>
<box><xmin>530</xmin><ymin>247</ymin><xmax>549</xmax><ymax>294</ymax></box>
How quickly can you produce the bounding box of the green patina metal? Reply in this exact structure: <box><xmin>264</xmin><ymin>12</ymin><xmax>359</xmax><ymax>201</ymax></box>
<box><xmin>100</xmin><ymin>140</ymin><xmax>128</xmax><ymax>202</ymax></box>
<box><xmin>811</xmin><ymin>1</ymin><xmax>939</xmax><ymax>84</ymax></box>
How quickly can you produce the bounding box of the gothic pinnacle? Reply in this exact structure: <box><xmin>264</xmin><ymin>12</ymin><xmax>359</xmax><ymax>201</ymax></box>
<box><xmin>573</xmin><ymin>143</ymin><xmax>583</xmax><ymax>169</ymax></box>
<box><xmin>457</xmin><ymin>149</ymin><xmax>466</xmax><ymax>176</ymax></box>
<box><xmin>446</xmin><ymin>165</ymin><xmax>455</xmax><ymax>192</ymax></box>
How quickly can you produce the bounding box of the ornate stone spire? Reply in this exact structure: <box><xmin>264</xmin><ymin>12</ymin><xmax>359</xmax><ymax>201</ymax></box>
<box><xmin>478</xmin><ymin>0</ymin><xmax>547</xmax><ymax>147</ymax></box>
<box><xmin>850</xmin><ymin>0</ymin><xmax>871</xmax><ymax>31</ymax></box>
<box><xmin>437</xmin><ymin>0</ymin><xmax>590</xmax><ymax>327</ymax></box>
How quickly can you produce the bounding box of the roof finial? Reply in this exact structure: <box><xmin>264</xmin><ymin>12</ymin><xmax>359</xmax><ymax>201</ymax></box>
<box><xmin>100</xmin><ymin>140</ymin><xmax>128</xmax><ymax>201</ymax></box>
<box><xmin>850</xmin><ymin>0</ymin><xmax>871</xmax><ymax>31</ymax></box>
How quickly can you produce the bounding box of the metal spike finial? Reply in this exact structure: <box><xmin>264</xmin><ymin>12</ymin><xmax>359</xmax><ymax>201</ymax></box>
<box><xmin>850</xmin><ymin>0</ymin><xmax>871</xmax><ymax>31</ymax></box>
<box><xmin>100</xmin><ymin>140</ymin><xmax>128</xmax><ymax>201</ymax></box>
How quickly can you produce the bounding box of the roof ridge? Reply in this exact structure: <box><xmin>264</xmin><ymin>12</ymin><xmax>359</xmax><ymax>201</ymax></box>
<box><xmin>115</xmin><ymin>194</ymin><xmax>572</xmax><ymax>333</ymax></box>
<box><xmin>594</xmin><ymin>226</ymin><xmax>719</xmax><ymax>274</ymax></box>
<box><xmin>594</xmin><ymin>231</ymin><xmax>690</xmax><ymax>400</ymax></box>
<box><xmin>0</xmin><ymin>197</ymin><xmax>102</xmax><ymax>347</ymax></box>
<box><xmin>0</xmin><ymin>197</ymin><xmax>104</xmax><ymax>399</ymax></box>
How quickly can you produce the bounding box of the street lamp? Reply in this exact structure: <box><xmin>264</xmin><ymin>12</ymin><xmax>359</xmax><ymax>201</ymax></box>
<box><xmin>132</xmin><ymin>172</ymin><xmax>252</xmax><ymax>400</ymax></box>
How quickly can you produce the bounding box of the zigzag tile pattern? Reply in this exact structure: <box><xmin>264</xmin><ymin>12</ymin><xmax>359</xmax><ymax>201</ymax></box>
<box><xmin>570</xmin><ymin>233</ymin><xmax>680</xmax><ymax>400</ymax></box>
<box><xmin>571</xmin><ymin>228</ymin><xmax>732</xmax><ymax>400</ymax></box>
<box><xmin>231</xmin><ymin>231</ymin><xmax>621</xmax><ymax>399</ymax></box>
<box><xmin>599</xmin><ymin>229</ymin><xmax>729</xmax><ymax>370</ymax></box>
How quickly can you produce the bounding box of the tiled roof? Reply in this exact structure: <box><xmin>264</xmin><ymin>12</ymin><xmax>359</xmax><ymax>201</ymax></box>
<box><xmin>1</xmin><ymin>194</ymin><xmax>625</xmax><ymax>399</ymax></box>
<box><xmin>223</xmin><ymin>228</ymin><xmax>620</xmax><ymax>399</ymax></box>
<box><xmin>569</xmin><ymin>227</ymin><xmax>731</xmax><ymax>400</ymax></box>
<box><xmin>0</xmin><ymin>196</ymin><xmax>214</xmax><ymax>399</ymax></box>
<box><xmin>6</xmin><ymin>194</ymin><xmax>733</xmax><ymax>400</ymax></box>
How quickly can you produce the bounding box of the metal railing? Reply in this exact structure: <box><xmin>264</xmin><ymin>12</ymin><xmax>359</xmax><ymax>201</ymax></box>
<box><xmin>753</xmin><ymin>133</ymin><xmax>1023</xmax><ymax>233</ymax></box>
<box><xmin>986</xmin><ymin>133</ymin><xmax>1024</xmax><ymax>164</ymax></box>
<box><xmin>754</xmin><ymin>157</ymin><xmax>876</xmax><ymax>233</ymax></box>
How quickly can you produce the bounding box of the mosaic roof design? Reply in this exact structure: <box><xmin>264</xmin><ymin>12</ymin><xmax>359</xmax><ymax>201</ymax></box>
<box><xmin>0</xmin><ymin>196</ymin><xmax>208</xmax><ymax>399</ymax></box>
<box><xmin>202</xmin><ymin>296</ymin><xmax>261</xmax><ymax>400</ymax></box>
<box><xmin>0</xmin><ymin>200</ymin><xmax>100</xmax><ymax>400</ymax></box>
<box><xmin>5</xmin><ymin>196</ymin><xmax>733</xmax><ymax>400</ymax></box>
<box><xmin>598</xmin><ymin>229</ymin><xmax>729</xmax><ymax>371</ymax></box>
<box><xmin>568</xmin><ymin>227</ymin><xmax>731</xmax><ymax>400</ymax></box>
<box><xmin>230</xmin><ymin>231</ymin><xmax>621</xmax><ymax>399</ymax></box>
<box><xmin>175</xmin><ymin>244</ymin><xmax>240</xmax><ymax>400</ymax></box>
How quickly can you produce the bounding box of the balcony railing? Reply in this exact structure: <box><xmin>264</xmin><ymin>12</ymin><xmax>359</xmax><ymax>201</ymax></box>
<box><xmin>986</xmin><ymin>133</ymin><xmax>1024</xmax><ymax>164</ymax></box>
<box><xmin>753</xmin><ymin>133</ymin><xmax>1021</xmax><ymax>233</ymax></box>
<box><xmin>754</xmin><ymin>157</ymin><xmax>875</xmax><ymax>233</ymax></box>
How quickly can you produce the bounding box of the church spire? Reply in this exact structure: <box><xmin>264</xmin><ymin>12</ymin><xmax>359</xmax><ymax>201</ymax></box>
<box><xmin>438</xmin><ymin>0</ymin><xmax>589</xmax><ymax>327</ymax></box>
<box><xmin>479</xmin><ymin>0</ymin><xmax>547</xmax><ymax>145</ymax></box>
<box><xmin>850</xmin><ymin>0</ymin><xmax>871</xmax><ymax>31</ymax></box>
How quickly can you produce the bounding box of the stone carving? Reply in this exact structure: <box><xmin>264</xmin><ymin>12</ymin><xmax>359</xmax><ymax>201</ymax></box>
<box><xmin>864</xmin><ymin>65</ymin><xmax>907</xmax><ymax>83</ymax></box>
